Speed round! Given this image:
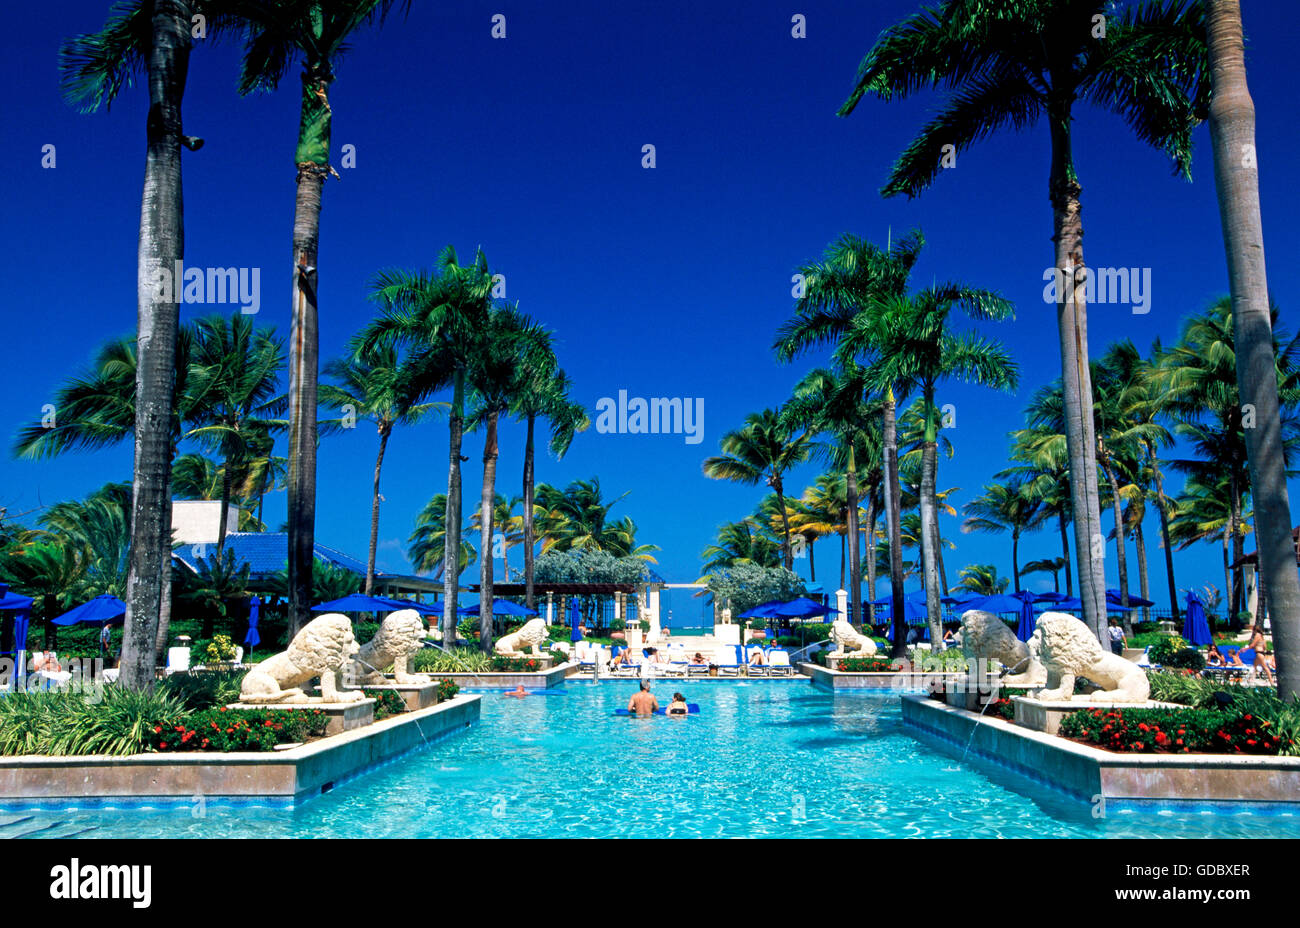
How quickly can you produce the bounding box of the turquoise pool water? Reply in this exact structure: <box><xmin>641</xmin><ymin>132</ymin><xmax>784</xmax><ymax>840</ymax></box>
<box><xmin>15</xmin><ymin>682</ymin><xmax>1300</xmax><ymax>838</ymax></box>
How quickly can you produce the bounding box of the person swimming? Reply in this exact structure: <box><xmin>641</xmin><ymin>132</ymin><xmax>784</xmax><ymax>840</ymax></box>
<box><xmin>503</xmin><ymin>684</ymin><xmax>529</xmax><ymax>698</ymax></box>
<box><xmin>667</xmin><ymin>692</ymin><xmax>688</xmax><ymax>716</ymax></box>
<box><xmin>627</xmin><ymin>680</ymin><xmax>658</xmax><ymax>716</ymax></box>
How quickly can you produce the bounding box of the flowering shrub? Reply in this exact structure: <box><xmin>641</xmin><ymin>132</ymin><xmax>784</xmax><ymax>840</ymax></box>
<box><xmin>836</xmin><ymin>656</ymin><xmax>904</xmax><ymax>672</ymax></box>
<box><xmin>437</xmin><ymin>679</ymin><xmax>460</xmax><ymax>702</ymax></box>
<box><xmin>150</xmin><ymin>707</ymin><xmax>329</xmax><ymax>753</ymax></box>
<box><xmin>491</xmin><ymin>656</ymin><xmax>543</xmax><ymax>672</ymax></box>
<box><xmin>364</xmin><ymin>688</ymin><xmax>407</xmax><ymax>721</ymax></box>
<box><xmin>1059</xmin><ymin>707</ymin><xmax>1289</xmax><ymax>755</ymax></box>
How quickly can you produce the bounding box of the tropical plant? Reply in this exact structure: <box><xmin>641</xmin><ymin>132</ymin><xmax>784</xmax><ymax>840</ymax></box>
<box><xmin>699</xmin><ymin>519</ymin><xmax>781</xmax><ymax>575</ymax></box>
<box><xmin>1022</xmin><ymin>557</ymin><xmax>1068</xmax><ymax>594</ymax></box>
<box><xmin>408</xmin><ymin>494</ymin><xmax>477</xmax><ymax>578</ymax></box>
<box><xmin>533</xmin><ymin>478</ymin><xmax>659</xmax><ymax>561</ymax></box>
<box><xmin>955</xmin><ymin>563</ymin><xmax>1009</xmax><ymax>596</ymax></box>
<box><xmin>704</xmin><ymin>563</ymin><xmax>806</xmax><ymax>618</ymax></box>
<box><xmin>174</xmin><ymin>548</ymin><xmax>252</xmax><ymax>638</ymax></box>
<box><xmin>320</xmin><ymin>342</ymin><xmax>444</xmax><ymax>593</ymax></box>
<box><xmin>841</xmin><ymin>0</ymin><xmax>1210</xmax><ymax>642</ymax></box>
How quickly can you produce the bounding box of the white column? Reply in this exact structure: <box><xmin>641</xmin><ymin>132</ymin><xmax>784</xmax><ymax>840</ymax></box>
<box><xmin>546</xmin><ymin>590</ymin><xmax>554</xmax><ymax>624</ymax></box>
<box><xmin>647</xmin><ymin>588</ymin><xmax>661</xmax><ymax>641</ymax></box>
<box><xmin>836</xmin><ymin>589</ymin><xmax>849</xmax><ymax>623</ymax></box>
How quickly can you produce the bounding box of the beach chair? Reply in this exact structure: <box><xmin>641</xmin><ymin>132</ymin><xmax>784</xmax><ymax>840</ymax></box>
<box><xmin>165</xmin><ymin>646</ymin><xmax>191</xmax><ymax>676</ymax></box>
<box><xmin>714</xmin><ymin>645</ymin><xmax>743</xmax><ymax>676</ymax></box>
<box><xmin>767</xmin><ymin>648</ymin><xmax>794</xmax><ymax>676</ymax></box>
<box><xmin>575</xmin><ymin>641</ymin><xmax>596</xmax><ymax>673</ymax></box>
<box><xmin>686</xmin><ymin>659</ymin><xmax>711</xmax><ymax>677</ymax></box>
<box><xmin>612</xmin><ymin>646</ymin><xmax>642</xmax><ymax>677</ymax></box>
<box><xmin>745</xmin><ymin>645</ymin><xmax>768</xmax><ymax>677</ymax></box>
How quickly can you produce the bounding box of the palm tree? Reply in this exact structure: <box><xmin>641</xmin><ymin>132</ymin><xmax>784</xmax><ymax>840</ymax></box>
<box><xmin>783</xmin><ymin>363</ymin><xmax>883</xmax><ymax>626</ymax></box>
<box><xmin>235</xmin><ymin>0</ymin><xmax>409</xmax><ymax>639</ymax></box>
<box><xmin>508</xmin><ymin>330</ymin><xmax>588</xmax><ymax>610</ymax></box>
<box><xmin>796</xmin><ymin>474</ymin><xmax>854</xmax><ymax>591</ymax></box>
<box><xmin>776</xmin><ymin>230</ymin><xmax>923</xmax><ymax>655</ymax></box>
<box><xmin>533</xmin><ymin>479</ymin><xmax>658</xmax><ymax>560</ymax></box>
<box><xmin>955</xmin><ymin>563</ymin><xmax>1008</xmax><ymax>596</ymax></box>
<box><xmin>1168</xmin><ymin>472</ymin><xmax>1242</xmax><ymax>616</ymax></box>
<box><xmin>320</xmin><ymin>343</ymin><xmax>444</xmax><ymax>594</ymax></box>
<box><xmin>363</xmin><ymin>246</ymin><xmax>497</xmax><ymax>644</ymax></box>
<box><xmin>844</xmin><ymin>277</ymin><xmax>1017</xmax><ymax>647</ymax></box>
<box><xmin>469</xmin><ymin>495</ymin><xmax>524</xmax><ymax>581</ymax></box>
<box><xmin>1022</xmin><ymin>557</ymin><xmax>1068</xmax><ymax>594</ymax></box>
<box><xmin>58</xmin><ymin>2</ymin><xmax>214</xmax><ymax>686</ymax></box>
<box><xmin>962</xmin><ymin>479</ymin><xmax>1046</xmax><ymax>592</ymax></box>
<box><xmin>175</xmin><ymin>548</ymin><xmax>252</xmax><ymax>639</ymax></box>
<box><xmin>1207</xmin><ymin>0</ymin><xmax>1300</xmax><ymax>698</ymax></box>
<box><xmin>408</xmin><ymin>494</ymin><xmax>476</xmax><ymax>578</ymax></box>
<box><xmin>842</xmin><ymin>0</ymin><xmax>1209</xmax><ymax>643</ymax></box>
<box><xmin>0</xmin><ymin>541</ymin><xmax>85</xmax><ymax>649</ymax></box>
<box><xmin>185</xmin><ymin>314</ymin><xmax>286</xmax><ymax>557</ymax></box>
<box><xmin>40</xmin><ymin>484</ymin><xmax>134</xmax><ymax>602</ymax></box>
<box><xmin>700</xmin><ymin>520</ymin><xmax>782</xmax><ymax>574</ymax></box>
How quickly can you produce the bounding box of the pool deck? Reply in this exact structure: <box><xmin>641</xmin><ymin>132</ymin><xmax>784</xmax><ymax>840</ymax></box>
<box><xmin>903</xmin><ymin>694</ymin><xmax>1300</xmax><ymax>812</ymax></box>
<box><xmin>0</xmin><ymin>694</ymin><xmax>481</xmax><ymax>810</ymax></box>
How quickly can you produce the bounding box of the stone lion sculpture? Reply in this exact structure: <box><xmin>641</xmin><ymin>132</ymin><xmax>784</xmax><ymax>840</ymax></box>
<box><xmin>494</xmin><ymin>617</ymin><xmax>548</xmax><ymax>658</ymax></box>
<box><xmin>348</xmin><ymin>609</ymin><xmax>431</xmax><ymax>685</ymax></box>
<box><xmin>1034</xmin><ymin>612</ymin><xmax>1150</xmax><ymax>703</ymax></box>
<box><xmin>959</xmin><ymin>609</ymin><xmax>1046</xmax><ymax>685</ymax></box>
<box><xmin>239</xmin><ymin>614</ymin><xmax>365</xmax><ymax>704</ymax></box>
<box><xmin>828</xmin><ymin>618</ymin><xmax>877</xmax><ymax>659</ymax></box>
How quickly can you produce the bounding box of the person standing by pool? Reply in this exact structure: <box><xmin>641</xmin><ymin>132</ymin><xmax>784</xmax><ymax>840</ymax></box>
<box><xmin>1107</xmin><ymin>619</ymin><xmax>1126</xmax><ymax>656</ymax></box>
<box><xmin>627</xmin><ymin>680</ymin><xmax>658</xmax><ymax>716</ymax></box>
<box><xmin>1246</xmin><ymin>626</ymin><xmax>1275</xmax><ymax>686</ymax></box>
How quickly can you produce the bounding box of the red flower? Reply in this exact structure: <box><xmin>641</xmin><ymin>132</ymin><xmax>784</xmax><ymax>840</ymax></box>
<box><xmin>154</xmin><ymin>726</ymin><xmax>162</xmax><ymax>734</ymax></box>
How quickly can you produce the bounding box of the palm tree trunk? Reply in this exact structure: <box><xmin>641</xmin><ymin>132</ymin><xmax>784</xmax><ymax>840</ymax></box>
<box><xmin>1150</xmin><ymin>452</ymin><xmax>1180</xmax><ymax>623</ymax></box>
<box><xmin>1102</xmin><ymin>458</ymin><xmax>1132</xmax><ymax>635</ymax></box>
<box><xmin>1229</xmin><ymin>474</ymin><xmax>1245</xmax><ymax>623</ymax></box>
<box><xmin>286</xmin><ymin>67</ymin><xmax>333</xmax><ymax>641</ymax></box>
<box><xmin>883</xmin><ymin>392</ymin><xmax>907</xmax><ymax>659</ymax></box>
<box><xmin>807</xmin><ymin>537</ymin><xmax>816</xmax><ymax>582</ymax></box>
<box><xmin>1223</xmin><ymin>529</ymin><xmax>1232</xmax><ymax>629</ymax></box>
<box><xmin>1059</xmin><ymin>510</ymin><xmax>1073</xmax><ymax>597</ymax></box>
<box><xmin>442</xmin><ymin>371</ymin><xmax>466</xmax><ymax>644</ymax></box>
<box><xmin>1049</xmin><ymin>113</ymin><xmax>1109</xmax><ymax>644</ymax></box>
<box><xmin>1135</xmin><ymin>517</ymin><xmax>1151</xmax><ymax>626</ymax></box>
<box><xmin>1209</xmin><ymin>0</ymin><xmax>1300</xmax><ymax>696</ymax></box>
<box><xmin>839</xmin><ymin>534</ymin><xmax>845</xmax><ymax>590</ymax></box>
<box><xmin>216</xmin><ymin>456</ymin><xmax>233</xmax><ymax>556</ymax></box>
<box><xmin>918</xmin><ymin>392</ymin><xmax>944</xmax><ymax>649</ymax></box>
<box><xmin>121</xmin><ymin>1</ymin><xmax>193</xmax><ymax>690</ymax></box>
<box><xmin>775</xmin><ymin>480</ymin><xmax>794</xmax><ymax>570</ymax></box>
<box><xmin>1011</xmin><ymin>531</ymin><xmax>1020</xmax><ymax>592</ymax></box>
<box><xmin>523</xmin><ymin>413</ymin><xmax>536</xmax><ymax>610</ymax></box>
<box><xmin>479</xmin><ymin>412</ymin><xmax>500</xmax><ymax>653</ymax></box>
<box><xmin>364</xmin><ymin>426</ymin><xmax>391</xmax><ymax>595</ymax></box>
<box><xmin>864</xmin><ymin>495</ymin><xmax>878</xmax><ymax>623</ymax></box>
<box><xmin>845</xmin><ymin>447</ymin><xmax>862</xmax><ymax>626</ymax></box>
<box><xmin>154</xmin><ymin>488</ymin><xmax>177</xmax><ymax>662</ymax></box>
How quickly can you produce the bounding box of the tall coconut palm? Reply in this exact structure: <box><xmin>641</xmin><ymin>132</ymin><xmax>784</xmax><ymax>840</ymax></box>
<box><xmin>1207</xmin><ymin>0</ymin><xmax>1300</xmax><ymax>698</ymax></box>
<box><xmin>843</xmin><ymin>280</ymin><xmax>1018</xmax><ymax>647</ymax></box>
<box><xmin>533</xmin><ymin>479</ymin><xmax>658</xmax><ymax>560</ymax></box>
<box><xmin>842</xmin><ymin>0</ymin><xmax>1210</xmax><ymax>642</ymax></box>
<box><xmin>700</xmin><ymin>519</ymin><xmax>782</xmax><ymax>574</ymax></box>
<box><xmin>185</xmin><ymin>314</ymin><xmax>286</xmax><ymax>557</ymax></box>
<box><xmin>783</xmin><ymin>363</ymin><xmax>882</xmax><ymax>626</ymax></box>
<box><xmin>955</xmin><ymin>563</ymin><xmax>1009</xmax><ymax>596</ymax></box>
<box><xmin>703</xmin><ymin>409</ymin><xmax>811</xmax><ymax>570</ymax></box>
<box><xmin>508</xmin><ymin>330</ymin><xmax>588</xmax><ymax>610</ymax></box>
<box><xmin>363</xmin><ymin>246</ymin><xmax>497</xmax><ymax>644</ymax></box>
<box><xmin>408</xmin><ymin>494</ymin><xmax>476</xmax><ymax>579</ymax></box>
<box><xmin>1022</xmin><ymin>557</ymin><xmax>1068</xmax><ymax>594</ymax></box>
<box><xmin>320</xmin><ymin>343</ymin><xmax>444</xmax><ymax>594</ymax></box>
<box><xmin>796</xmin><ymin>474</ymin><xmax>855</xmax><ymax>591</ymax></box>
<box><xmin>776</xmin><ymin>231</ymin><xmax>923</xmax><ymax>655</ymax></box>
<box><xmin>962</xmin><ymin>479</ymin><xmax>1047</xmax><ymax>592</ymax></box>
<box><xmin>0</xmin><ymin>541</ymin><xmax>85</xmax><ymax>649</ymax></box>
<box><xmin>235</xmin><ymin>0</ymin><xmax>409</xmax><ymax>638</ymax></box>
<box><xmin>1169</xmin><ymin>471</ymin><xmax>1244</xmax><ymax>616</ymax></box>
<box><xmin>469</xmin><ymin>494</ymin><xmax>524</xmax><ymax>582</ymax></box>
<box><xmin>59</xmin><ymin>2</ymin><xmax>215</xmax><ymax>687</ymax></box>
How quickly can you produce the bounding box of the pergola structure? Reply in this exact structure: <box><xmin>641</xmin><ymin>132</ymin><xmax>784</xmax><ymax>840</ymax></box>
<box><xmin>465</xmin><ymin>581</ymin><xmax>665</xmax><ymax>634</ymax></box>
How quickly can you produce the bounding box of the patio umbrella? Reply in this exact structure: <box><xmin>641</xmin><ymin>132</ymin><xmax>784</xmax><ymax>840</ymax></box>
<box><xmin>1106</xmin><ymin>589</ymin><xmax>1156</xmax><ymax>609</ymax></box>
<box><xmin>244</xmin><ymin>596</ymin><xmax>261</xmax><ymax>650</ymax></box>
<box><xmin>52</xmin><ymin>594</ymin><xmax>126</xmax><ymax>626</ymax></box>
<box><xmin>0</xmin><ymin>585</ymin><xmax>35</xmax><ymax>654</ymax></box>
<box><xmin>1182</xmin><ymin>590</ymin><xmax>1212</xmax><ymax>646</ymax></box>
<box><xmin>313</xmin><ymin>593</ymin><xmax>418</xmax><ymax>613</ymax></box>
<box><xmin>456</xmin><ymin>600</ymin><xmax>540</xmax><ymax>617</ymax></box>
<box><xmin>771</xmin><ymin>597</ymin><xmax>837</xmax><ymax>619</ymax></box>
<box><xmin>738</xmin><ymin>600</ymin><xmax>785</xmax><ymax>619</ymax></box>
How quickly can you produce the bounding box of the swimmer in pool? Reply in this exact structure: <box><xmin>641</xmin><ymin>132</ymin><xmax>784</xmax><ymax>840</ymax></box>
<box><xmin>627</xmin><ymin>681</ymin><xmax>658</xmax><ymax>716</ymax></box>
<box><xmin>666</xmin><ymin>692</ymin><xmax>689</xmax><ymax>717</ymax></box>
<box><xmin>503</xmin><ymin>684</ymin><xmax>529</xmax><ymax>698</ymax></box>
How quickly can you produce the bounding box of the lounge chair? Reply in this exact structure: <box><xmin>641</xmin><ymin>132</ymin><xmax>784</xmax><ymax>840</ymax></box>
<box><xmin>686</xmin><ymin>659</ymin><xmax>711</xmax><ymax>677</ymax></box>
<box><xmin>574</xmin><ymin>641</ymin><xmax>595</xmax><ymax>672</ymax></box>
<box><xmin>767</xmin><ymin>648</ymin><xmax>794</xmax><ymax>676</ymax></box>
<box><xmin>611</xmin><ymin>646</ymin><xmax>642</xmax><ymax>677</ymax></box>
<box><xmin>714</xmin><ymin>645</ymin><xmax>743</xmax><ymax>676</ymax></box>
<box><xmin>745</xmin><ymin>645</ymin><xmax>768</xmax><ymax>677</ymax></box>
<box><xmin>165</xmin><ymin>647</ymin><xmax>191</xmax><ymax>676</ymax></box>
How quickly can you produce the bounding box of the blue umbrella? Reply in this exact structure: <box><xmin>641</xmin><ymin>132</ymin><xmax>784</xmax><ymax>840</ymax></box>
<box><xmin>570</xmin><ymin>597</ymin><xmax>582</xmax><ymax>639</ymax></box>
<box><xmin>245</xmin><ymin>596</ymin><xmax>262</xmax><ymax>650</ymax></box>
<box><xmin>1182</xmin><ymin>590</ymin><xmax>1212</xmax><ymax>646</ymax></box>
<box><xmin>457</xmin><ymin>600</ymin><xmax>540</xmax><ymax>617</ymax></box>
<box><xmin>0</xmin><ymin>585</ymin><xmax>34</xmax><ymax>654</ymax></box>
<box><xmin>1106</xmin><ymin>589</ymin><xmax>1156</xmax><ymax>609</ymax></box>
<box><xmin>313</xmin><ymin>593</ymin><xmax>418</xmax><ymax>613</ymax></box>
<box><xmin>52</xmin><ymin>594</ymin><xmax>126</xmax><ymax>626</ymax></box>
<box><xmin>738</xmin><ymin>600</ymin><xmax>785</xmax><ymax>619</ymax></box>
<box><xmin>771</xmin><ymin>597</ymin><xmax>837</xmax><ymax>619</ymax></box>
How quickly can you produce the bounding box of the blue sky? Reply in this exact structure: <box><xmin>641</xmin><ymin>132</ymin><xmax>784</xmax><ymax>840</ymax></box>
<box><xmin>3</xmin><ymin>1</ymin><xmax>1299</xmax><ymax>607</ymax></box>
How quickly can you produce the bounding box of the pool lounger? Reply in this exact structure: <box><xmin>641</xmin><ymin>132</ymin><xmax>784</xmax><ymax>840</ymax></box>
<box><xmin>714</xmin><ymin>645</ymin><xmax>743</xmax><ymax>676</ymax></box>
<box><xmin>767</xmin><ymin>648</ymin><xmax>794</xmax><ymax>676</ymax></box>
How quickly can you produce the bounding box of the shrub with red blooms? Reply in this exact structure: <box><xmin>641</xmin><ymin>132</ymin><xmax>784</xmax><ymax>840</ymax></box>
<box><xmin>150</xmin><ymin>707</ymin><xmax>330</xmax><ymax>753</ymax></box>
<box><xmin>1058</xmin><ymin>707</ymin><xmax>1288</xmax><ymax>755</ymax></box>
<box><xmin>836</xmin><ymin>657</ymin><xmax>903</xmax><ymax>673</ymax></box>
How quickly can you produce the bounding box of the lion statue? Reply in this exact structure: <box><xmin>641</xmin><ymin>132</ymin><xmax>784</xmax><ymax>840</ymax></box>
<box><xmin>959</xmin><ymin>609</ymin><xmax>1046</xmax><ymax>685</ymax></box>
<box><xmin>828</xmin><ymin>618</ymin><xmax>877</xmax><ymax>659</ymax></box>
<box><xmin>1034</xmin><ymin>612</ymin><xmax>1150</xmax><ymax>703</ymax></box>
<box><xmin>348</xmin><ymin>609</ymin><xmax>431</xmax><ymax>686</ymax></box>
<box><xmin>494</xmin><ymin>617</ymin><xmax>548</xmax><ymax>658</ymax></box>
<box><xmin>239</xmin><ymin>614</ymin><xmax>366</xmax><ymax>704</ymax></box>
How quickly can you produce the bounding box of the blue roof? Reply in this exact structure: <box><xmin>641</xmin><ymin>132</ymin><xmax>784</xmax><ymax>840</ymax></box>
<box><xmin>172</xmin><ymin>533</ymin><xmax>434</xmax><ymax>590</ymax></box>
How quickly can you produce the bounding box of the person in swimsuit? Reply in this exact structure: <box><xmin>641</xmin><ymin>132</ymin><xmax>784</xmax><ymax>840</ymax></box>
<box><xmin>627</xmin><ymin>681</ymin><xmax>658</xmax><ymax>716</ymax></box>
<box><xmin>1205</xmin><ymin>644</ymin><xmax>1224</xmax><ymax>667</ymax></box>
<box><xmin>503</xmin><ymin>684</ymin><xmax>529</xmax><ymax>698</ymax></box>
<box><xmin>1247</xmin><ymin>626</ymin><xmax>1274</xmax><ymax>685</ymax></box>
<box><xmin>667</xmin><ymin>692</ymin><xmax>689</xmax><ymax>716</ymax></box>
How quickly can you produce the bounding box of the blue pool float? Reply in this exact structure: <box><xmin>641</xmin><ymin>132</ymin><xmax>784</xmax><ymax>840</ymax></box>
<box><xmin>614</xmin><ymin>704</ymin><xmax>700</xmax><ymax>716</ymax></box>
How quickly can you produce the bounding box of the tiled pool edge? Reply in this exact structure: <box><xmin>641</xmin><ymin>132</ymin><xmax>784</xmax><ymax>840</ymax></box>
<box><xmin>801</xmin><ymin>663</ymin><xmax>975</xmax><ymax>692</ymax></box>
<box><xmin>0</xmin><ymin>694</ymin><xmax>482</xmax><ymax>810</ymax></box>
<box><xmin>902</xmin><ymin>694</ymin><xmax>1300</xmax><ymax>813</ymax></box>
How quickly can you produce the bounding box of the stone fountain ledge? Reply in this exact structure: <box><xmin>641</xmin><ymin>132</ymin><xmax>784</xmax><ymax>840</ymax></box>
<box><xmin>902</xmin><ymin>694</ymin><xmax>1300</xmax><ymax>812</ymax></box>
<box><xmin>0</xmin><ymin>694</ymin><xmax>482</xmax><ymax>811</ymax></box>
<box><xmin>801</xmin><ymin>663</ymin><xmax>995</xmax><ymax>693</ymax></box>
<box><xmin>436</xmin><ymin>661</ymin><xmax>574</xmax><ymax>689</ymax></box>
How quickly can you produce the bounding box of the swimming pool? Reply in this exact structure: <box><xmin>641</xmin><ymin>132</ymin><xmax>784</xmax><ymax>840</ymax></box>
<box><xmin>14</xmin><ymin>682</ymin><xmax>1300</xmax><ymax>838</ymax></box>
